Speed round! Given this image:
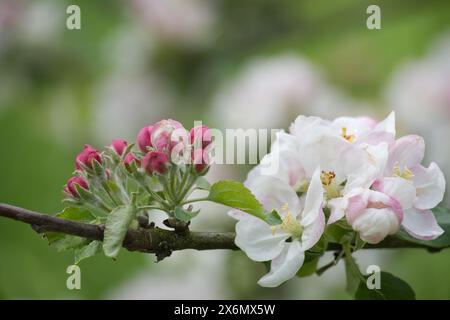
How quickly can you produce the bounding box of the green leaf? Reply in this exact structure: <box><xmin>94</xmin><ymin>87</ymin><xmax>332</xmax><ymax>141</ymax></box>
<box><xmin>395</xmin><ymin>207</ymin><xmax>450</xmax><ymax>249</ymax></box>
<box><xmin>75</xmin><ymin>241</ymin><xmax>102</xmax><ymax>264</ymax></box>
<box><xmin>75</xmin><ymin>183</ymin><xmax>94</xmax><ymax>202</ymax></box>
<box><xmin>344</xmin><ymin>255</ymin><xmax>361</xmax><ymax>295</ymax></box>
<box><xmin>208</xmin><ymin>180</ymin><xmax>281</xmax><ymax>225</ymax></box>
<box><xmin>297</xmin><ymin>256</ymin><xmax>319</xmax><ymax>277</ymax></box>
<box><xmin>355</xmin><ymin>272</ymin><xmax>416</xmax><ymax>300</ymax></box>
<box><xmin>174</xmin><ymin>206</ymin><xmax>199</xmax><ymax>222</ymax></box>
<box><xmin>52</xmin><ymin>235</ymin><xmax>87</xmax><ymax>252</ymax></box>
<box><xmin>46</xmin><ymin>207</ymin><xmax>95</xmax><ymax>244</ymax></box>
<box><xmin>195</xmin><ymin>177</ymin><xmax>211</xmax><ymax>190</ymax></box>
<box><xmin>325</xmin><ymin>223</ymin><xmax>352</xmax><ymax>243</ymax></box>
<box><xmin>265</xmin><ymin>210</ymin><xmax>282</xmax><ymax>225</ymax></box>
<box><xmin>56</xmin><ymin>207</ymin><xmax>95</xmax><ymax>221</ymax></box>
<box><xmin>103</xmin><ymin>206</ymin><xmax>136</xmax><ymax>258</ymax></box>
<box><xmin>106</xmin><ymin>180</ymin><xmax>121</xmax><ymax>195</ymax></box>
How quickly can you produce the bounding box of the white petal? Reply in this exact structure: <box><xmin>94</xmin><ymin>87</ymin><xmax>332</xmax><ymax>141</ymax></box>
<box><xmin>289</xmin><ymin>115</ymin><xmax>332</xmax><ymax>145</ymax></box>
<box><xmin>246</xmin><ymin>175</ymin><xmax>302</xmax><ymax>218</ymax></box>
<box><xmin>332</xmin><ymin>116</ymin><xmax>374</xmax><ymax>138</ymax></box>
<box><xmin>379</xmin><ymin>177</ymin><xmax>416</xmax><ymax>210</ymax></box>
<box><xmin>235</xmin><ymin>216</ymin><xmax>290</xmax><ymax>262</ymax></box>
<box><xmin>270</xmin><ymin>130</ymin><xmax>301</xmax><ymax>154</ymax></box>
<box><xmin>388</xmin><ymin>135</ymin><xmax>425</xmax><ymax>171</ymax></box>
<box><xmin>343</xmin><ymin>143</ymin><xmax>388</xmax><ymax>192</ymax></box>
<box><xmin>327</xmin><ymin>197</ymin><xmax>346</xmax><ymax>225</ymax></box>
<box><xmin>298</xmin><ymin>134</ymin><xmax>349</xmax><ymax>179</ymax></box>
<box><xmin>374</xmin><ymin>111</ymin><xmax>396</xmax><ymax>135</ymax></box>
<box><xmin>257</xmin><ymin>241</ymin><xmax>304</xmax><ymax>288</ymax></box>
<box><xmin>402</xmin><ymin>208</ymin><xmax>444</xmax><ymax>240</ymax></box>
<box><xmin>301</xmin><ymin>167</ymin><xmax>324</xmax><ymax>226</ymax></box>
<box><xmin>301</xmin><ymin>210</ymin><xmax>325</xmax><ymax>251</ymax></box>
<box><xmin>250</xmin><ymin>149</ymin><xmax>306</xmax><ymax>188</ymax></box>
<box><xmin>412</xmin><ymin>163</ymin><xmax>446</xmax><ymax>210</ymax></box>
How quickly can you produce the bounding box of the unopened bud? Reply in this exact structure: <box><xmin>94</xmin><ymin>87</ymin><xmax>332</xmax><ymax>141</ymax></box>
<box><xmin>111</xmin><ymin>139</ymin><xmax>127</xmax><ymax>156</ymax></box>
<box><xmin>65</xmin><ymin>176</ymin><xmax>89</xmax><ymax>198</ymax></box>
<box><xmin>190</xmin><ymin>125</ymin><xmax>212</xmax><ymax>149</ymax></box>
<box><xmin>137</xmin><ymin>125</ymin><xmax>154</xmax><ymax>152</ymax></box>
<box><xmin>124</xmin><ymin>153</ymin><xmax>140</xmax><ymax>172</ymax></box>
<box><xmin>142</xmin><ymin>151</ymin><xmax>169</xmax><ymax>175</ymax></box>
<box><xmin>75</xmin><ymin>145</ymin><xmax>102</xmax><ymax>170</ymax></box>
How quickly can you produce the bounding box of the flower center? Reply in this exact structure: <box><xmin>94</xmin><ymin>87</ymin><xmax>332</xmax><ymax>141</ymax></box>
<box><xmin>271</xmin><ymin>203</ymin><xmax>303</xmax><ymax>239</ymax></box>
<box><xmin>321</xmin><ymin>171</ymin><xmax>341</xmax><ymax>199</ymax></box>
<box><xmin>321</xmin><ymin>171</ymin><xmax>336</xmax><ymax>186</ymax></box>
<box><xmin>341</xmin><ymin>127</ymin><xmax>356</xmax><ymax>142</ymax></box>
<box><xmin>393</xmin><ymin>164</ymin><xmax>414</xmax><ymax>180</ymax></box>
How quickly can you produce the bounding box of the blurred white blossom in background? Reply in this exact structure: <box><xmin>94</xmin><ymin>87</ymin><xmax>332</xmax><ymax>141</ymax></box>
<box><xmin>108</xmin><ymin>251</ymin><xmax>226</xmax><ymax>299</ymax></box>
<box><xmin>130</xmin><ymin>0</ymin><xmax>216</xmax><ymax>48</ymax></box>
<box><xmin>210</xmin><ymin>54</ymin><xmax>374</xmax><ymax>130</ymax></box>
<box><xmin>0</xmin><ymin>0</ymin><xmax>62</xmax><ymax>106</ymax></box>
<box><xmin>385</xmin><ymin>33</ymin><xmax>450</xmax><ymax>204</ymax></box>
<box><xmin>91</xmin><ymin>26</ymin><xmax>173</xmax><ymax>144</ymax></box>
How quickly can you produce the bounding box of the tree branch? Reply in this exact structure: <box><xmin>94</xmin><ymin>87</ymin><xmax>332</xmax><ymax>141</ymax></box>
<box><xmin>0</xmin><ymin>203</ymin><xmax>446</xmax><ymax>258</ymax></box>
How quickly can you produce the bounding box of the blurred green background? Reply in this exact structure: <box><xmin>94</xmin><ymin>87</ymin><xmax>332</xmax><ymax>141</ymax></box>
<box><xmin>0</xmin><ymin>0</ymin><xmax>449</xmax><ymax>299</ymax></box>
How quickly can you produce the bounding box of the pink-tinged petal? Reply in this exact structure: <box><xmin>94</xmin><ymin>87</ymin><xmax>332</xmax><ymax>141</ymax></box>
<box><xmin>235</xmin><ymin>216</ymin><xmax>290</xmax><ymax>262</ymax></box>
<box><xmin>360</xmin><ymin>131</ymin><xmax>395</xmax><ymax>146</ymax></box>
<box><xmin>378</xmin><ymin>177</ymin><xmax>416</xmax><ymax>210</ymax></box>
<box><xmin>374</xmin><ymin>111</ymin><xmax>396</xmax><ymax>135</ymax></box>
<box><xmin>346</xmin><ymin>194</ymin><xmax>367</xmax><ymax>225</ymax></box>
<box><xmin>402</xmin><ymin>208</ymin><xmax>444</xmax><ymax>240</ymax></box>
<box><xmin>327</xmin><ymin>197</ymin><xmax>346</xmax><ymax>225</ymax></box>
<box><xmin>257</xmin><ymin>241</ymin><xmax>304</xmax><ymax>288</ymax></box>
<box><xmin>386</xmin><ymin>196</ymin><xmax>404</xmax><ymax>223</ymax></box>
<box><xmin>351</xmin><ymin>208</ymin><xmax>401</xmax><ymax>244</ymax></box>
<box><xmin>301</xmin><ymin>209</ymin><xmax>325</xmax><ymax>251</ymax></box>
<box><xmin>246</xmin><ymin>175</ymin><xmax>302</xmax><ymax>218</ymax></box>
<box><xmin>357</xmin><ymin>116</ymin><xmax>378</xmax><ymax>130</ymax></box>
<box><xmin>228</xmin><ymin>209</ymin><xmax>247</xmax><ymax>220</ymax></box>
<box><xmin>301</xmin><ymin>167</ymin><xmax>324</xmax><ymax>226</ymax></box>
<box><xmin>388</xmin><ymin>135</ymin><xmax>425</xmax><ymax>172</ymax></box>
<box><xmin>412</xmin><ymin>163</ymin><xmax>446</xmax><ymax>210</ymax></box>
<box><xmin>372</xmin><ymin>179</ymin><xmax>384</xmax><ymax>191</ymax></box>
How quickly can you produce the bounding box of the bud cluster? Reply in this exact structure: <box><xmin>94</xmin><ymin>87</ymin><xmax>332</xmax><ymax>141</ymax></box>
<box><xmin>63</xmin><ymin>119</ymin><xmax>213</xmax><ymax>224</ymax></box>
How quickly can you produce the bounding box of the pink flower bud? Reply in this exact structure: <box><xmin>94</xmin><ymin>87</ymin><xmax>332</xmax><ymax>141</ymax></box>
<box><xmin>75</xmin><ymin>145</ymin><xmax>102</xmax><ymax>170</ymax></box>
<box><xmin>151</xmin><ymin>119</ymin><xmax>184</xmax><ymax>151</ymax></box>
<box><xmin>137</xmin><ymin>125</ymin><xmax>154</xmax><ymax>152</ymax></box>
<box><xmin>192</xmin><ymin>148</ymin><xmax>210</xmax><ymax>174</ymax></box>
<box><xmin>65</xmin><ymin>176</ymin><xmax>88</xmax><ymax>198</ymax></box>
<box><xmin>142</xmin><ymin>151</ymin><xmax>169</xmax><ymax>175</ymax></box>
<box><xmin>124</xmin><ymin>153</ymin><xmax>140</xmax><ymax>171</ymax></box>
<box><xmin>111</xmin><ymin>139</ymin><xmax>127</xmax><ymax>156</ymax></box>
<box><xmin>190</xmin><ymin>125</ymin><xmax>212</xmax><ymax>149</ymax></box>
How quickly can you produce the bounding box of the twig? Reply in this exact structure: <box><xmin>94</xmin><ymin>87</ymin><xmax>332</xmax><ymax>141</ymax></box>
<box><xmin>0</xmin><ymin>203</ymin><xmax>447</xmax><ymax>257</ymax></box>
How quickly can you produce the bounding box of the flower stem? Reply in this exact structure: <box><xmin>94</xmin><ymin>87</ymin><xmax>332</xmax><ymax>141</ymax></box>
<box><xmin>179</xmin><ymin>197</ymin><xmax>209</xmax><ymax>206</ymax></box>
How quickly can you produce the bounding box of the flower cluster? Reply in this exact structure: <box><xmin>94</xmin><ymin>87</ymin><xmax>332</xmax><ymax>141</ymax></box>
<box><xmin>63</xmin><ymin>119</ymin><xmax>212</xmax><ymax>222</ymax></box>
<box><xmin>231</xmin><ymin>112</ymin><xmax>446</xmax><ymax>287</ymax></box>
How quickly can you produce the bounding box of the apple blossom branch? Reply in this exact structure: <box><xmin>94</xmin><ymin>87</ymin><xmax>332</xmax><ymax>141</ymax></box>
<box><xmin>0</xmin><ymin>203</ymin><xmax>445</xmax><ymax>258</ymax></box>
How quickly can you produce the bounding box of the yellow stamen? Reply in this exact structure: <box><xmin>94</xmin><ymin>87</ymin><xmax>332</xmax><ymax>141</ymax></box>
<box><xmin>321</xmin><ymin>171</ymin><xmax>336</xmax><ymax>186</ymax></box>
<box><xmin>393</xmin><ymin>164</ymin><xmax>414</xmax><ymax>180</ymax></box>
<box><xmin>321</xmin><ymin>171</ymin><xmax>341</xmax><ymax>199</ymax></box>
<box><xmin>271</xmin><ymin>203</ymin><xmax>303</xmax><ymax>239</ymax></box>
<box><xmin>341</xmin><ymin>127</ymin><xmax>356</xmax><ymax>142</ymax></box>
